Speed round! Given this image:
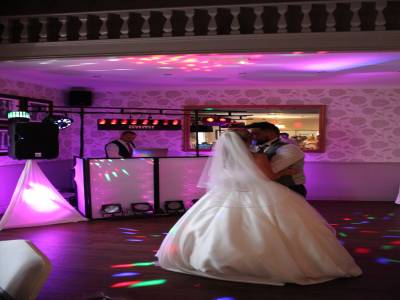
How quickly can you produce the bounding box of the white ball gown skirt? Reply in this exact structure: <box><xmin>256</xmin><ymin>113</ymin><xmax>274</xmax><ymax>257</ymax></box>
<box><xmin>156</xmin><ymin>181</ymin><xmax>362</xmax><ymax>286</ymax></box>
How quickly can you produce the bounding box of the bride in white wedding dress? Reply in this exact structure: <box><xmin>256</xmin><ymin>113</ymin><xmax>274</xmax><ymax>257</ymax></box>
<box><xmin>156</xmin><ymin>130</ymin><xmax>362</xmax><ymax>285</ymax></box>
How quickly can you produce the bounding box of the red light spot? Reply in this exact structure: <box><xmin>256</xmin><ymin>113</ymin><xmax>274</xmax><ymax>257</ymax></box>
<box><xmin>121</xmin><ymin>119</ymin><xmax>128</xmax><ymax>125</ymax></box>
<box><xmin>219</xmin><ymin>117</ymin><xmax>227</xmax><ymax>122</ymax></box>
<box><xmin>163</xmin><ymin>120</ymin><xmax>169</xmax><ymax>126</ymax></box>
<box><xmin>152</xmin><ymin>120</ymin><xmax>159</xmax><ymax>125</ymax></box>
<box><xmin>343</xmin><ymin>218</ymin><xmax>352</xmax><ymax>221</ymax></box>
<box><xmin>111</xmin><ymin>281</ymin><xmax>141</xmax><ymax>288</ymax></box>
<box><xmin>390</xmin><ymin>240</ymin><xmax>400</xmax><ymax>245</ymax></box>
<box><xmin>172</xmin><ymin>120</ymin><xmax>179</xmax><ymax>125</ymax></box>
<box><xmin>98</xmin><ymin>119</ymin><xmax>106</xmax><ymax>125</ymax></box>
<box><xmin>130</xmin><ymin>120</ymin><xmax>137</xmax><ymax>125</ymax></box>
<box><xmin>111</xmin><ymin>264</ymin><xmax>133</xmax><ymax>268</ymax></box>
<box><xmin>354</xmin><ymin>247</ymin><xmax>371</xmax><ymax>254</ymax></box>
<box><xmin>111</xmin><ymin>119</ymin><xmax>118</xmax><ymax>125</ymax></box>
<box><xmin>142</xmin><ymin>120</ymin><xmax>149</xmax><ymax>125</ymax></box>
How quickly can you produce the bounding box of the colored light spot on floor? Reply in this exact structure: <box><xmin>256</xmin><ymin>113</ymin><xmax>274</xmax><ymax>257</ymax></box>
<box><xmin>111</xmin><ymin>264</ymin><xmax>134</xmax><ymax>268</ymax></box>
<box><xmin>112</xmin><ymin>272</ymin><xmax>140</xmax><ymax>277</ymax></box>
<box><xmin>376</xmin><ymin>257</ymin><xmax>400</xmax><ymax>264</ymax></box>
<box><xmin>354</xmin><ymin>247</ymin><xmax>371</xmax><ymax>254</ymax></box>
<box><xmin>129</xmin><ymin>279</ymin><xmax>167</xmax><ymax>288</ymax></box>
<box><xmin>360</xmin><ymin>230</ymin><xmax>379</xmax><ymax>234</ymax></box>
<box><xmin>132</xmin><ymin>262</ymin><xmax>156</xmax><ymax>267</ymax></box>
<box><xmin>111</xmin><ymin>280</ymin><xmax>141</xmax><ymax>288</ymax></box>
<box><xmin>338</xmin><ymin>232</ymin><xmax>347</xmax><ymax>237</ymax></box>
<box><xmin>380</xmin><ymin>245</ymin><xmax>395</xmax><ymax>250</ymax></box>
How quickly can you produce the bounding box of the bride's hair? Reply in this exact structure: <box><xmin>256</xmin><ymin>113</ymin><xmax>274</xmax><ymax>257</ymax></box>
<box><xmin>228</xmin><ymin>128</ymin><xmax>252</xmax><ymax>145</ymax></box>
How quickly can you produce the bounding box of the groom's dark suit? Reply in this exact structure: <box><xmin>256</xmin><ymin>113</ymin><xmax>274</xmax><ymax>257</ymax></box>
<box><xmin>258</xmin><ymin>138</ymin><xmax>307</xmax><ymax>197</ymax></box>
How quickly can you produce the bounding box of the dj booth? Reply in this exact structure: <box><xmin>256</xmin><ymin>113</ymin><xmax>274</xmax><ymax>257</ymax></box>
<box><xmin>74</xmin><ymin>156</ymin><xmax>208</xmax><ymax>219</ymax></box>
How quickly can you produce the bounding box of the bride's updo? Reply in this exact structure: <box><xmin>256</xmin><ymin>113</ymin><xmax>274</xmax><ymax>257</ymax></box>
<box><xmin>228</xmin><ymin>128</ymin><xmax>252</xmax><ymax>145</ymax></box>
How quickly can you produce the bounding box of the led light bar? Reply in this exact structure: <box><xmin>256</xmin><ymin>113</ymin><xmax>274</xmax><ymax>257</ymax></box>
<box><xmin>97</xmin><ymin>119</ymin><xmax>182</xmax><ymax>130</ymax></box>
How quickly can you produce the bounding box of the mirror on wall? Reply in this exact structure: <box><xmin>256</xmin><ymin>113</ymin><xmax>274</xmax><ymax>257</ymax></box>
<box><xmin>183</xmin><ymin>105</ymin><xmax>326</xmax><ymax>153</ymax></box>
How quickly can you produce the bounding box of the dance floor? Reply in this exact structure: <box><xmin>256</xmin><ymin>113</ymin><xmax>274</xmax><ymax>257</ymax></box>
<box><xmin>1</xmin><ymin>201</ymin><xmax>399</xmax><ymax>300</ymax></box>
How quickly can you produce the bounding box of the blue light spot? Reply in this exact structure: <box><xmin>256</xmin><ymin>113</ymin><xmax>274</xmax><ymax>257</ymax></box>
<box><xmin>376</xmin><ymin>257</ymin><xmax>391</xmax><ymax>264</ymax></box>
<box><xmin>112</xmin><ymin>272</ymin><xmax>140</xmax><ymax>277</ymax></box>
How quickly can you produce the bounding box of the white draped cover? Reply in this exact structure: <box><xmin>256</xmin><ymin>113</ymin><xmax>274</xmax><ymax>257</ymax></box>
<box><xmin>0</xmin><ymin>160</ymin><xmax>86</xmax><ymax>230</ymax></box>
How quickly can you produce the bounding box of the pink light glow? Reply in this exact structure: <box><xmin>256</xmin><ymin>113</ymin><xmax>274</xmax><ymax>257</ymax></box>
<box><xmin>22</xmin><ymin>183</ymin><xmax>61</xmax><ymax>212</ymax></box>
<box><xmin>1</xmin><ymin>52</ymin><xmax>400</xmax><ymax>90</ymax></box>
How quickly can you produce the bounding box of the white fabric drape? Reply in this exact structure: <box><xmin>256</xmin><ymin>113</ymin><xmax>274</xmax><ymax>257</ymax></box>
<box><xmin>0</xmin><ymin>160</ymin><xmax>86</xmax><ymax>230</ymax></box>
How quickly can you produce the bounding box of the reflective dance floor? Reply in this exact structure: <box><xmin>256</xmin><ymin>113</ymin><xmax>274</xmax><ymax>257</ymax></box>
<box><xmin>1</xmin><ymin>201</ymin><xmax>399</xmax><ymax>300</ymax></box>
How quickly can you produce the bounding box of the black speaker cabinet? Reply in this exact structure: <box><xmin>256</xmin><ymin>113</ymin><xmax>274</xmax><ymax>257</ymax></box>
<box><xmin>9</xmin><ymin>122</ymin><xmax>59</xmax><ymax>159</ymax></box>
<box><xmin>68</xmin><ymin>89</ymin><xmax>93</xmax><ymax>106</ymax></box>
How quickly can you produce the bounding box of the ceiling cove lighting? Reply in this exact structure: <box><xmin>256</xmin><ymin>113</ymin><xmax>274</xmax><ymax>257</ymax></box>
<box><xmin>97</xmin><ymin>119</ymin><xmax>181</xmax><ymax>130</ymax></box>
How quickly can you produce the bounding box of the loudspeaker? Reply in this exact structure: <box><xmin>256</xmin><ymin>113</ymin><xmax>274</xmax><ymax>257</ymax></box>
<box><xmin>68</xmin><ymin>89</ymin><xmax>92</xmax><ymax>106</ymax></box>
<box><xmin>8</xmin><ymin>122</ymin><xmax>59</xmax><ymax>159</ymax></box>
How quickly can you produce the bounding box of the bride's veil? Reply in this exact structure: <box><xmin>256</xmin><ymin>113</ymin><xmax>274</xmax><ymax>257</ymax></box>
<box><xmin>197</xmin><ymin>131</ymin><xmax>270</xmax><ymax>191</ymax></box>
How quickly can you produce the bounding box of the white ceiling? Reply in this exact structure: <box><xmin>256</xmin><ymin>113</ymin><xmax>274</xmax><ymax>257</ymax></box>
<box><xmin>0</xmin><ymin>51</ymin><xmax>399</xmax><ymax>91</ymax></box>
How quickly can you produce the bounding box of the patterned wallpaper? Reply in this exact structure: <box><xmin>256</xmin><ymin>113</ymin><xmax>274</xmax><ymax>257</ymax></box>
<box><xmin>1</xmin><ymin>77</ymin><xmax>400</xmax><ymax>164</ymax></box>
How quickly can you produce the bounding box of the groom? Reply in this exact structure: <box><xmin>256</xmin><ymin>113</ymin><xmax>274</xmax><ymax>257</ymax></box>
<box><xmin>246</xmin><ymin>122</ymin><xmax>307</xmax><ymax>197</ymax></box>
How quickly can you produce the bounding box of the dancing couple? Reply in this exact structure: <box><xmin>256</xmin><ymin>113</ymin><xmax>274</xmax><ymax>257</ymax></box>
<box><xmin>156</xmin><ymin>122</ymin><xmax>362</xmax><ymax>286</ymax></box>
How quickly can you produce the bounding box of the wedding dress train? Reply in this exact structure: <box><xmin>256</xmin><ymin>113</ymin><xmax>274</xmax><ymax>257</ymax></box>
<box><xmin>156</xmin><ymin>132</ymin><xmax>362</xmax><ymax>285</ymax></box>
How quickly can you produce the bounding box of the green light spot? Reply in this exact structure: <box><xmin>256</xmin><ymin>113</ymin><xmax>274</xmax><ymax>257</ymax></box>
<box><xmin>368</xmin><ymin>217</ymin><xmax>375</xmax><ymax>220</ymax></box>
<box><xmin>95</xmin><ymin>162</ymin><xmax>100</xmax><ymax>167</ymax></box>
<box><xmin>381</xmin><ymin>245</ymin><xmax>395</xmax><ymax>250</ymax></box>
<box><xmin>112</xmin><ymin>171</ymin><xmax>118</xmax><ymax>178</ymax></box>
<box><xmin>338</xmin><ymin>232</ymin><xmax>347</xmax><ymax>237</ymax></box>
<box><xmin>205</xmin><ymin>108</ymin><xmax>214</xmax><ymax>111</ymax></box>
<box><xmin>151</xmin><ymin>235</ymin><xmax>161</xmax><ymax>237</ymax></box>
<box><xmin>122</xmin><ymin>169</ymin><xmax>129</xmax><ymax>176</ymax></box>
<box><xmin>108</xmin><ymin>159</ymin><xmax>113</xmax><ymax>162</ymax></box>
<box><xmin>130</xmin><ymin>279</ymin><xmax>166</xmax><ymax>288</ymax></box>
<box><xmin>132</xmin><ymin>262</ymin><xmax>155</xmax><ymax>267</ymax></box>
<box><xmin>105</xmin><ymin>174</ymin><xmax>111</xmax><ymax>182</ymax></box>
